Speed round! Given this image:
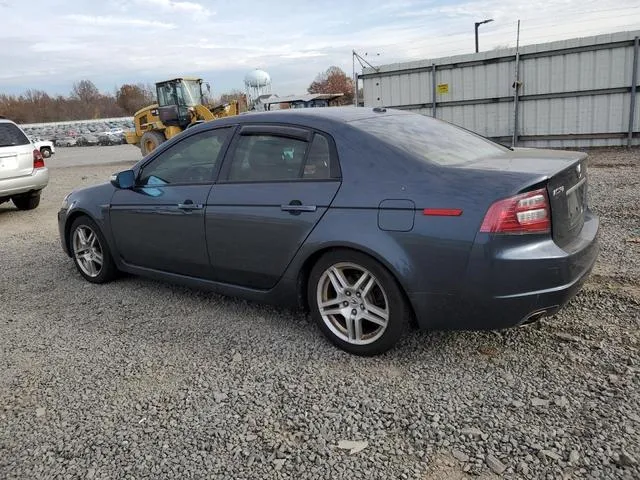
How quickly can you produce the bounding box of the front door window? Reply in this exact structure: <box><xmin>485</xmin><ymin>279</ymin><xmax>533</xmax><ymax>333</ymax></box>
<box><xmin>139</xmin><ymin>127</ymin><xmax>232</xmax><ymax>186</ymax></box>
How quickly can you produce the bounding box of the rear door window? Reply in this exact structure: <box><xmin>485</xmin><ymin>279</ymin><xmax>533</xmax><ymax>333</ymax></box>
<box><xmin>302</xmin><ymin>134</ymin><xmax>332</xmax><ymax>179</ymax></box>
<box><xmin>226</xmin><ymin>134</ymin><xmax>308</xmax><ymax>182</ymax></box>
<box><xmin>224</xmin><ymin>129</ymin><xmax>336</xmax><ymax>182</ymax></box>
<box><xmin>0</xmin><ymin>123</ymin><xmax>30</xmax><ymax>147</ymax></box>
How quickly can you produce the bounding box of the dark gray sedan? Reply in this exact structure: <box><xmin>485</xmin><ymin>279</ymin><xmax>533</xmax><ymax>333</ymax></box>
<box><xmin>58</xmin><ymin>107</ymin><xmax>599</xmax><ymax>355</ymax></box>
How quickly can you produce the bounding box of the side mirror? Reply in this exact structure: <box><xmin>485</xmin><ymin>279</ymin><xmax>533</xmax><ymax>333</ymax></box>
<box><xmin>111</xmin><ymin>169</ymin><xmax>136</xmax><ymax>189</ymax></box>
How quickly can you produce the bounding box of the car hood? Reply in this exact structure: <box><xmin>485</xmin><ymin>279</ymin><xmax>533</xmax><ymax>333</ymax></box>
<box><xmin>67</xmin><ymin>181</ymin><xmax>115</xmax><ymax>204</ymax></box>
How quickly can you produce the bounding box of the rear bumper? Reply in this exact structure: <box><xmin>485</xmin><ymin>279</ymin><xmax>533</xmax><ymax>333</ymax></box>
<box><xmin>0</xmin><ymin>168</ymin><xmax>49</xmax><ymax>198</ymax></box>
<box><xmin>410</xmin><ymin>210</ymin><xmax>600</xmax><ymax>330</ymax></box>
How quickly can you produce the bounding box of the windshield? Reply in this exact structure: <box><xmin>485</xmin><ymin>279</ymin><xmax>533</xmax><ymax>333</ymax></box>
<box><xmin>157</xmin><ymin>80</ymin><xmax>202</xmax><ymax>107</ymax></box>
<box><xmin>179</xmin><ymin>81</ymin><xmax>203</xmax><ymax>107</ymax></box>
<box><xmin>353</xmin><ymin>113</ymin><xmax>510</xmax><ymax>166</ymax></box>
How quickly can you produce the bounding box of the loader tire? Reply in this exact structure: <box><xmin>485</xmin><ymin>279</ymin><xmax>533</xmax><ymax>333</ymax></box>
<box><xmin>140</xmin><ymin>131</ymin><xmax>165</xmax><ymax>156</ymax></box>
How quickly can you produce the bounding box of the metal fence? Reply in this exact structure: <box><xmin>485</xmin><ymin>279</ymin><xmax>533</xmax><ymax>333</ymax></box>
<box><xmin>360</xmin><ymin>30</ymin><xmax>640</xmax><ymax>148</ymax></box>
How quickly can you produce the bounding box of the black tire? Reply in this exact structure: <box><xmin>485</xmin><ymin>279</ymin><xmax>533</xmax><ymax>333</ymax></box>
<box><xmin>307</xmin><ymin>249</ymin><xmax>409</xmax><ymax>356</ymax></box>
<box><xmin>69</xmin><ymin>216</ymin><xmax>118</xmax><ymax>284</ymax></box>
<box><xmin>40</xmin><ymin>147</ymin><xmax>52</xmax><ymax>158</ymax></box>
<box><xmin>140</xmin><ymin>131</ymin><xmax>166</xmax><ymax>156</ymax></box>
<box><xmin>12</xmin><ymin>191</ymin><xmax>41</xmax><ymax>210</ymax></box>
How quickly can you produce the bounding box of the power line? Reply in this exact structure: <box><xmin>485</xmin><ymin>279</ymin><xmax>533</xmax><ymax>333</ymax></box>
<box><xmin>436</xmin><ymin>23</ymin><xmax>640</xmax><ymax>56</ymax></box>
<box><xmin>353</xmin><ymin>6</ymin><xmax>640</xmax><ymax>70</ymax></box>
<box><xmin>419</xmin><ymin>10</ymin><xmax>640</xmax><ymax>50</ymax></box>
<box><xmin>420</xmin><ymin>4</ymin><xmax>640</xmax><ymax>35</ymax></box>
<box><xmin>369</xmin><ymin>15</ymin><xmax>639</xmax><ymax>57</ymax></box>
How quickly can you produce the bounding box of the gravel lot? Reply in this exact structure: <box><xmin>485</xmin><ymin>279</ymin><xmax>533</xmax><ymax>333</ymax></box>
<box><xmin>1</xmin><ymin>145</ymin><xmax>638</xmax><ymax>479</ymax></box>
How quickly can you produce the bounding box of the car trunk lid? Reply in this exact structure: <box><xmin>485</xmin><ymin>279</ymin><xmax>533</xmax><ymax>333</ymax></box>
<box><xmin>462</xmin><ymin>148</ymin><xmax>588</xmax><ymax>248</ymax></box>
<box><xmin>545</xmin><ymin>154</ymin><xmax>588</xmax><ymax>248</ymax></box>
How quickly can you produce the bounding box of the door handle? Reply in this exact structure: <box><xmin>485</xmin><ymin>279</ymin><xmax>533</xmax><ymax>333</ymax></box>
<box><xmin>177</xmin><ymin>200</ymin><xmax>203</xmax><ymax>210</ymax></box>
<box><xmin>281</xmin><ymin>204</ymin><xmax>317</xmax><ymax>213</ymax></box>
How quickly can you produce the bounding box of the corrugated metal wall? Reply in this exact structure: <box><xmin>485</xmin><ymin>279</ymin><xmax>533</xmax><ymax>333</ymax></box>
<box><xmin>361</xmin><ymin>30</ymin><xmax>640</xmax><ymax>148</ymax></box>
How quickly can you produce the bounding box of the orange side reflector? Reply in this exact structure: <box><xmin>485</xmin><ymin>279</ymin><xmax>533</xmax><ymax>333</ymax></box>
<box><xmin>423</xmin><ymin>208</ymin><xmax>463</xmax><ymax>216</ymax></box>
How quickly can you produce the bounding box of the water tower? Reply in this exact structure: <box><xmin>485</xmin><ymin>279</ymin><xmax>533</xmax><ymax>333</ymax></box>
<box><xmin>244</xmin><ymin>69</ymin><xmax>272</xmax><ymax>109</ymax></box>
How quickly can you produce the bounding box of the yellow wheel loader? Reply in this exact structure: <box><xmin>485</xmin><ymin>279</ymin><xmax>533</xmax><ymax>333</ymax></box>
<box><xmin>124</xmin><ymin>77</ymin><xmax>242</xmax><ymax>156</ymax></box>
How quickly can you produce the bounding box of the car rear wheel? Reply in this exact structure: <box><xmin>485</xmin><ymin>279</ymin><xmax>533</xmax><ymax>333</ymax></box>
<box><xmin>41</xmin><ymin>147</ymin><xmax>52</xmax><ymax>158</ymax></box>
<box><xmin>70</xmin><ymin>216</ymin><xmax>117</xmax><ymax>284</ymax></box>
<box><xmin>308</xmin><ymin>250</ymin><xmax>409</xmax><ymax>356</ymax></box>
<box><xmin>12</xmin><ymin>191</ymin><xmax>41</xmax><ymax>210</ymax></box>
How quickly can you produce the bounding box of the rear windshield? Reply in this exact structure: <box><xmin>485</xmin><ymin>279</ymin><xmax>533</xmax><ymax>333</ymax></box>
<box><xmin>0</xmin><ymin>123</ymin><xmax>30</xmax><ymax>147</ymax></box>
<box><xmin>353</xmin><ymin>114</ymin><xmax>509</xmax><ymax>166</ymax></box>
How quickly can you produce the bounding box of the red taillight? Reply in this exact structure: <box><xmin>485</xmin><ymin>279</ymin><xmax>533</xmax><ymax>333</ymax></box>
<box><xmin>33</xmin><ymin>149</ymin><xmax>45</xmax><ymax>169</ymax></box>
<box><xmin>480</xmin><ymin>188</ymin><xmax>550</xmax><ymax>234</ymax></box>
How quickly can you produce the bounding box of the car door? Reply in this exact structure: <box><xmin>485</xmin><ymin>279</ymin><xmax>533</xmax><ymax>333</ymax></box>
<box><xmin>205</xmin><ymin>125</ymin><xmax>341</xmax><ymax>289</ymax></box>
<box><xmin>109</xmin><ymin>126</ymin><xmax>233</xmax><ymax>277</ymax></box>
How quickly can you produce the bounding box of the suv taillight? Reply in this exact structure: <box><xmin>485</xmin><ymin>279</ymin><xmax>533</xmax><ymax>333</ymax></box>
<box><xmin>480</xmin><ymin>188</ymin><xmax>551</xmax><ymax>234</ymax></box>
<box><xmin>33</xmin><ymin>149</ymin><xmax>45</xmax><ymax>169</ymax></box>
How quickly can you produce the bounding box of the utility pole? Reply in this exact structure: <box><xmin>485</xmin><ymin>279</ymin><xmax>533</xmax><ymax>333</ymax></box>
<box><xmin>352</xmin><ymin>50</ymin><xmax>357</xmax><ymax>107</ymax></box>
<box><xmin>475</xmin><ymin>18</ymin><xmax>494</xmax><ymax>53</ymax></box>
<box><xmin>352</xmin><ymin>51</ymin><xmax>381</xmax><ymax>107</ymax></box>
<box><xmin>512</xmin><ymin>20</ymin><xmax>521</xmax><ymax>148</ymax></box>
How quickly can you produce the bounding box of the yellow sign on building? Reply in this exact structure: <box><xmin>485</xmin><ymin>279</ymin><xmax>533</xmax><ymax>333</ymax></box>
<box><xmin>437</xmin><ymin>83</ymin><xmax>449</xmax><ymax>94</ymax></box>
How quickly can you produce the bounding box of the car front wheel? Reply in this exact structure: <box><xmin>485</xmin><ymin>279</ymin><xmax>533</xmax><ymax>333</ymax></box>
<box><xmin>70</xmin><ymin>216</ymin><xmax>117</xmax><ymax>284</ymax></box>
<box><xmin>308</xmin><ymin>250</ymin><xmax>409</xmax><ymax>356</ymax></box>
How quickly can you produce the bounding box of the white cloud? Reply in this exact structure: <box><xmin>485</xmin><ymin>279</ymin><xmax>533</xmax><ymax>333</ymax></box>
<box><xmin>142</xmin><ymin>0</ymin><xmax>211</xmax><ymax>16</ymax></box>
<box><xmin>64</xmin><ymin>14</ymin><xmax>176</xmax><ymax>29</ymax></box>
<box><xmin>30</xmin><ymin>42</ymin><xmax>83</xmax><ymax>53</ymax></box>
<box><xmin>0</xmin><ymin>0</ymin><xmax>638</xmax><ymax>96</ymax></box>
<box><xmin>280</xmin><ymin>51</ymin><xmax>328</xmax><ymax>59</ymax></box>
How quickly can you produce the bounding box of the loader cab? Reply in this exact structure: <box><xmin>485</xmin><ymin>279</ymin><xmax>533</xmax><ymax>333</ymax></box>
<box><xmin>155</xmin><ymin>78</ymin><xmax>205</xmax><ymax>128</ymax></box>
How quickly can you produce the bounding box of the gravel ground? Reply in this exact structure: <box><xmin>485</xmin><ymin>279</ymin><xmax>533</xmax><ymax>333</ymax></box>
<box><xmin>1</xmin><ymin>146</ymin><xmax>638</xmax><ymax>479</ymax></box>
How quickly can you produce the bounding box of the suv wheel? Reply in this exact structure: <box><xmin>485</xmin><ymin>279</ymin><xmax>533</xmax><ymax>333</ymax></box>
<box><xmin>12</xmin><ymin>191</ymin><xmax>41</xmax><ymax>210</ymax></box>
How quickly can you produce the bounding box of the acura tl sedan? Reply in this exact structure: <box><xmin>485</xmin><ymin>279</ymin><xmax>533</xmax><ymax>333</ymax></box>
<box><xmin>58</xmin><ymin>107</ymin><xmax>599</xmax><ymax>356</ymax></box>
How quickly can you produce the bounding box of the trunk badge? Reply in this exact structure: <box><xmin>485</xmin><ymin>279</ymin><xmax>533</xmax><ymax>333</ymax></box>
<box><xmin>553</xmin><ymin>186</ymin><xmax>565</xmax><ymax>197</ymax></box>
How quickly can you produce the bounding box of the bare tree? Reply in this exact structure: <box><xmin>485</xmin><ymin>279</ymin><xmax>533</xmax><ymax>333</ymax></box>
<box><xmin>308</xmin><ymin>66</ymin><xmax>354</xmax><ymax>105</ymax></box>
<box><xmin>116</xmin><ymin>83</ymin><xmax>156</xmax><ymax>115</ymax></box>
<box><xmin>0</xmin><ymin>80</ymin><xmax>127</xmax><ymax>123</ymax></box>
<box><xmin>71</xmin><ymin>80</ymin><xmax>100</xmax><ymax>103</ymax></box>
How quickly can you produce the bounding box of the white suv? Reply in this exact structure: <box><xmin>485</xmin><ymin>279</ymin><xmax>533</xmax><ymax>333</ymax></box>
<box><xmin>0</xmin><ymin>118</ymin><xmax>49</xmax><ymax>210</ymax></box>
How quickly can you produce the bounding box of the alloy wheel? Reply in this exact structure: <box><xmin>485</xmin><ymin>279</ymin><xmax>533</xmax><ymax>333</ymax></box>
<box><xmin>72</xmin><ymin>226</ymin><xmax>104</xmax><ymax>278</ymax></box>
<box><xmin>316</xmin><ymin>262</ymin><xmax>389</xmax><ymax>345</ymax></box>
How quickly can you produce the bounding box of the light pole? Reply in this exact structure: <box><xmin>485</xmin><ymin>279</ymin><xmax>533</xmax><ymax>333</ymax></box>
<box><xmin>475</xmin><ymin>18</ymin><xmax>494</xmax><ymax>53</ymax></box>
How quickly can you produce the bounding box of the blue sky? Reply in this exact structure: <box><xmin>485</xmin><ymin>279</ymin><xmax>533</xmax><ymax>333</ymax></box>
<box><xmin>1</xmin><ymin>0</ymin><xmax>639</xmax><ymax>98</ymax></box>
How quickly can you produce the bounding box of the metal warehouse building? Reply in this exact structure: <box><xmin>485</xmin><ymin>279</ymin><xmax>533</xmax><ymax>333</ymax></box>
<box><xmin>361</xmin><ymin>30</ymin><xmax>640</xmax><ymax>148</ymax></box>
